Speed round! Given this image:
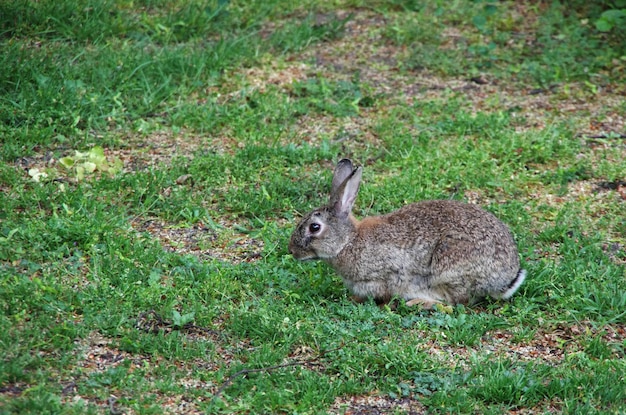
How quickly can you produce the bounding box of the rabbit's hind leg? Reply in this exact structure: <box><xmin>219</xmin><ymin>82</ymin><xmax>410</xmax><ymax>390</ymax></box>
<box><xmin>405</xmin><ymin>297</ymin><xmax>441</xmax><ymax>309</ymax></box>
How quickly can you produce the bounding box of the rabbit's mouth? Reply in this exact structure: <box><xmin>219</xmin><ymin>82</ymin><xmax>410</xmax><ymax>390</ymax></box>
<box><xmin>289</xmin><ymin>250</ymin><xmax>317</xmax><ymax>261</ymax></box>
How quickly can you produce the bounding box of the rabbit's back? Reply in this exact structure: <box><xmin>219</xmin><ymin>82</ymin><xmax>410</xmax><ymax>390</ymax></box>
<box><xmin>330</xmin><ymin>200</ymin><xmax>521</xmax><ymax>304</ymax></box>
<box><xmin>351</xmin><ymin>200</ymin><xmax>517</xmax><ymax>259</ymax></box>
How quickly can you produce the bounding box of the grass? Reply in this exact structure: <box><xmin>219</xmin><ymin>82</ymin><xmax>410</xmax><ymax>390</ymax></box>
<box><xmin>1</xmin><ymin>0</ymin><xmax>625</xmax><ymax>414</ymax></box>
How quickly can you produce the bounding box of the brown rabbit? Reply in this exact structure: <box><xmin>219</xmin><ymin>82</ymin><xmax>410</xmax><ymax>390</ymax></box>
<box><xmin>288</xmin><ymin>159</ymin><xmax>526</xmax><ymax>308</ymax></box>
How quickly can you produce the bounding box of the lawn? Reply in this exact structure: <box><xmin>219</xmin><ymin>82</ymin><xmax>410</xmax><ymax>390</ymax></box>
<box><xmin>1</xmin><ymin>0</ymin><xmax>625</xmax><ymax>414</ymax></box>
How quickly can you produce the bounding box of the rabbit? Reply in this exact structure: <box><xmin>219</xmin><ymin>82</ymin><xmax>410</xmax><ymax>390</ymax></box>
<box><xmin>288</xmin><ymin>159</ymin><xmax>526</xmax><ymax>308</ymax></box>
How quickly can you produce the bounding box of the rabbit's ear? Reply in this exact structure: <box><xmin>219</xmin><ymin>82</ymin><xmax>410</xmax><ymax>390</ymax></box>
<box><xmin>331</xmin><ymin>159</ymin><xmax>354</xmax><ymax>196</ymax></box>
<box><xmin>331</xmin><ymin>166</ymin><xmax>362</xmax><ymax>217</ymax></box>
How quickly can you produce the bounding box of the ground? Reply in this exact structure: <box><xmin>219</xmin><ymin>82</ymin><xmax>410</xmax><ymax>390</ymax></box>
<box><xmin>1</xmin><ymin>1</ymin><xmax>625</xmax><ymax>414</ymax></box>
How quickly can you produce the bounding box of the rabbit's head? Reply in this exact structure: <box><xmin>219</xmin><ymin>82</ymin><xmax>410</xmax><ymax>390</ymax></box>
<box><xmin>288</xmin><ymin>159</ymin><xmax>362</xmax><ymax>261</ymax></box>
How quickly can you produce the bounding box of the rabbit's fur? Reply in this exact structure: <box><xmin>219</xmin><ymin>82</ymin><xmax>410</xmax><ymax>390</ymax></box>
<box><xmin>288</xmin><ymin>159</ymin><xmax>526</xmax><ymax>308</ymax></box>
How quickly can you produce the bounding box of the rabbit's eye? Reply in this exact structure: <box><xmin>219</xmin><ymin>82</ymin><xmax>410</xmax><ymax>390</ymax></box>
<box><xmin>309</xmin><ymin>223</ymin><xmax>321</xmax><ymax>233</ymax></box>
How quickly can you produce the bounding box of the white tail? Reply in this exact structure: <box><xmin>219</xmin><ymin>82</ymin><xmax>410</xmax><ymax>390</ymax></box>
<box><xmin>501</xmin><ymin>269</ymin><xmax>527</xmax><ymax>299</ymax></box>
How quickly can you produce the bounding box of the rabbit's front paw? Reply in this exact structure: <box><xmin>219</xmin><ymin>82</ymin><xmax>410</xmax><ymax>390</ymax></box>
<box><xmin>405</xmin><ymin>298</ymin><xmax>440</xmax><ymax>309</ymax></box>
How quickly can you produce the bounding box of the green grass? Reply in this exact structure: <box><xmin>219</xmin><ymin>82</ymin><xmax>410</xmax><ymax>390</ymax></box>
<box><xmin>1</xmin><ymin>0</ymin><xmax>626</xmax><ymax>414</ymax></box>
<box><xmin>384</xmin><ymin>0</ymin><xmax>626</xmax><ymax>86</ymax></box>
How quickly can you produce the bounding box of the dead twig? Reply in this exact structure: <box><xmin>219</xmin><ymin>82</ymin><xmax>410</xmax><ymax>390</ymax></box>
<box><xmin>580</xmin><ymin>133</ymin><xmax>626</xmax><ymax>139</ymax></box>
<box><xmin>213</xmin><ymin>361</ymin><xmax>321</xmax><ymax>399</ymax></box>
<box><xmin>108</xmin><ymin>395</ymin><xmax>122</xmax><ymax>415</ymax></box>
<box><xmin>135</xmin><ymin>310</ymin><xmax>221</xmax><ymax>337</ymax></box>
<box><xmin>211</xmin><ymin>346</ymin><xmax>341</xmax><ymax>403</ymax></box>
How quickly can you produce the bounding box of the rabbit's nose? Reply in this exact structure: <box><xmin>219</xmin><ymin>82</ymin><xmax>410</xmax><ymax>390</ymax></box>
<box><xmin>287</xmin><ymin>240</ymin><xmax>300</xmax><ymax>257</ymax></box>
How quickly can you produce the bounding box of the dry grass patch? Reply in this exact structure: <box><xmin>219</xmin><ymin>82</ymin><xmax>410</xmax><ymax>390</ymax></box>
<box><xmin>329</xmin><ymin>393</ymin><xmax>427</xmax><ymax>415</ymax></box>
<box><xmin>130</xmin><ymin>217</ymin><xmax>264</xmax><ymax>264</ymax></box>
<box><xmin>64</xmin><ymin>331</ymin><xmax>221</xmax><ymax>414</ymax></box>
